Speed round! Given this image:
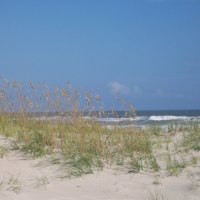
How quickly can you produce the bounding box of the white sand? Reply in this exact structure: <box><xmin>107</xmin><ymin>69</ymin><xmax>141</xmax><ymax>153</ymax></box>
<box><xmin>1</xmin><ymin>136</ymin><xmax>200</xmax><ymax>200</ymax></box>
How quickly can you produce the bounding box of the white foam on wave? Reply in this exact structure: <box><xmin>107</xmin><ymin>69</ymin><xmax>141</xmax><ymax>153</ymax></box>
<box><xmin>97</xmin><ymin>117</ymin><xmax>136</xmax><ymax>123</ymax></box>
<box><xmin>86</xmin><ymin>115</ymin><xmax>196</xmax><ymax>123</ymax></box>
<box><xmin>149</xmin><ymin>116</ymin><xmax>192</xmax><ymax>121</ymax></box>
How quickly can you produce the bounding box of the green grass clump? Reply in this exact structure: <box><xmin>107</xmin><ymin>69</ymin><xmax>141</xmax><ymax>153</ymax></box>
<box><xmin>166</xmin><ymin>155</ymin><xmax>186</xmax><ymax>176</ymax></box>
<box><xmin>0</xmin><ymin>146</ymin><xmax>8</xmax><ymax>158</ymax></box>
<box><xmin>183</xmin><ymin>123</ymin><xmax>200</xmax><ymax>151</ymax></box>
<box><xmin>20</xmin><ymin>130</ymin><xmax>51</xmax><ymax>157</ymax></box>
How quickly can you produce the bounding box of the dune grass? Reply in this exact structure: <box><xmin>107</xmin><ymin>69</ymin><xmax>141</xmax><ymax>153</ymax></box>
<box><xmin>183</xmin><ymin>122</ymin><xmax>200</xmax><ymax>151</ymax></box>
<box><xmin>0</xmin><ymin>78</ymin><xmax>199</xmax><ymax>177</ymax></box>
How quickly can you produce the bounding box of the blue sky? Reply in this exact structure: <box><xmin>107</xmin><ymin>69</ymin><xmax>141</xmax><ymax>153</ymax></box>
<box><xmin>0</xmin><ymin>0</ymin><xmax>200</xmax><ymax>110</ymax></box>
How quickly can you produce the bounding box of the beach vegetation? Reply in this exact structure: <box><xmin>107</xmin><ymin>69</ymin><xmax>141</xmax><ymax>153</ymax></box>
<box><xmin>152</xmin><ymin>176</ymin><xmax>161</xmax><ymax>185</ymax></box>
<box><xmin>166</xmin><ymin>155</ymin><xmax>186</xmax><ymax>176</ymax></box>
<box><xmin>0</xmin><ymin>146</ymin><xmax>8</xmax><ymax>158</ymax></box>
<box><xmin>148</xmin><ymin>190</ymin><xmax>165</xmax><ymax>200</ymax></box>
<box><xmin>6</xmin><ymin>176</ymin><xmax>22</xmax><ymax>194</ymax></box>
<box><xmin>34</xmin><ymin>176</ymin><xmax>49</xmax><ymax>189</ymax></box>
<box><xmin>183</xmin><ymin>123</ymin><xmax>200</xmax><ymax>151</ymax></box>
<box><xmin>0</xmin><ymin>179</ymin><xmax>5</xmax><ymax>190</ymax></box>
<box><xmin>0</xmin><ymin>79</ymin><xmax>199</xmax><ymax>177</ymax></box>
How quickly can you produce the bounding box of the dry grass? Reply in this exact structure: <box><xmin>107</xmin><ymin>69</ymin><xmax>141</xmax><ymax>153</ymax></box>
<box><xmin>0</xmin><ymin>78</ymin><xmax>199</xmax><ymax>177</ymax></box>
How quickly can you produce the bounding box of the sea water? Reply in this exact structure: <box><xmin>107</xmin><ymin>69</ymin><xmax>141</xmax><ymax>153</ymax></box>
<box><xmin>34</xmin><ymin>110</ymin><xmax>200</xmax><ymax>129</ymax></box>
<box><xmin>94</xmin><ymin>110</ymin><xmax>200</xmax><ymax>128</ymax></box>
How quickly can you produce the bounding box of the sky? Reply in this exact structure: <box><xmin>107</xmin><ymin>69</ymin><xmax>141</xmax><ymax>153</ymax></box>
<box><xmin>0</xmin><ymin>0</ymin><xmax>200</xmax><ymax>110</ymax></box>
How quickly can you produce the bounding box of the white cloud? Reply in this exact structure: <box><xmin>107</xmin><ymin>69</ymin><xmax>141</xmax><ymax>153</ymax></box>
<box><xmin>108</xmin><ymin>81</ymin><xmax>131</xmax><ymax>95</ymax></box>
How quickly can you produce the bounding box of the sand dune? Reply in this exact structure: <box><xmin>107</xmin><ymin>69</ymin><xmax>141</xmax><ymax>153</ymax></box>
<box><xmin>1</xmin><ymin>136</ymin><xmax>200</xmax><ymax>200</ymax></box>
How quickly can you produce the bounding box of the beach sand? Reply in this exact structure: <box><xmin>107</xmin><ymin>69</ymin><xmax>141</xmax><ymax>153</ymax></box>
<box><xmin>1</xmin><ymin>135</ymin><xmax>200</xmax><ymax>200</ymax></box>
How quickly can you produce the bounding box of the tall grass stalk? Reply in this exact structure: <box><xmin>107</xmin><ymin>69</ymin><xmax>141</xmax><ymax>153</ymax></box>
<box><xmin>1</xmin><ymin>79</ymin><xmax>199</xmax><ymax>177</ymax></box>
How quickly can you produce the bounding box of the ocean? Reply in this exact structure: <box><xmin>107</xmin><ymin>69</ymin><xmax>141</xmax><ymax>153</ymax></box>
<box><xmin>94</xmin><ymin>110</ymin><xmax>200</xmax><ymax>128</ymax></box>
<box><xmin>33</xmin><ymin>109</ymin><xmax>200</xmax><ymax>129</ymax></box>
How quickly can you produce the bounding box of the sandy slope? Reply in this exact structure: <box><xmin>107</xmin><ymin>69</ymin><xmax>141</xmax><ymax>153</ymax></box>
<box><xmin>1</xmin><ymin>135</ymin><xmax>200</xmax><ymax>200</ymax></box>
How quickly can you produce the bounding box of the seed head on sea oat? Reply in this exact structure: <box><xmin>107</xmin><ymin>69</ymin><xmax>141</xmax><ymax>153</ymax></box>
<box><xmin>95</xmin><ymin>95</ymin><xmax>101</xmax><ymax>102</ymax></box>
